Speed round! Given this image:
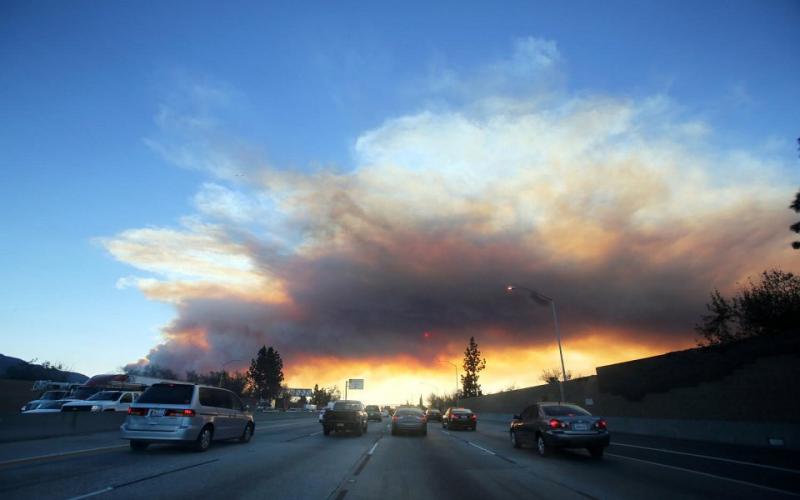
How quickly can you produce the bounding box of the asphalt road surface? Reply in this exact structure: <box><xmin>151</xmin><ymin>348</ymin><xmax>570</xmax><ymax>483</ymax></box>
<box><xmin>1</xmin><ymin>413</ymin><xmax>798</xmax><ymax>499</ymax></box>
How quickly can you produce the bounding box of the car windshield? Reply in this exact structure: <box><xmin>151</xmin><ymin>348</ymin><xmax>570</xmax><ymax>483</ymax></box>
<box><xmin>542</xmin><ymin>405</ymin><xmax>591</xmax><ymax>417</ymax></box>
<box><xmin>333</xmin><ymin>402</ymin><xmax>362</xmax><ymax>411</ymax></box>
<box><xmin>395</xmin><ymin>408</ymin><xmax>423</xmax><ymax>416</ymax></box>
<box><xmin>88</xmin><ymin>391</ymin><xmax>122</xmax><ymax>401</ymax></box>
<box><xmin>40</xmin><ymin>391</ymin><xmax>66</xmax><ymax>400</ymax></box>
<box><xmin>136</xmin><ymin>385</ymin><xmax>194</xmax><ymax>405</ymax></box>
<box><xmin>69</xmin><ymin>387</ymin><xmax>100</xmax><ymax>400</ymax></box>
<box><xmin>38</xmin><ymin>400</ymin><xmax>68</xmax><ymax>409</ymax></box>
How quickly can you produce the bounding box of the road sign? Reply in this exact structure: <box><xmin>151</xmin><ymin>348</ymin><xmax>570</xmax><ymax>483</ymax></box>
<box><xmin>348</xmin><ymin>379</ymin><xmax>364</xmax><ymax>390</ymax></box>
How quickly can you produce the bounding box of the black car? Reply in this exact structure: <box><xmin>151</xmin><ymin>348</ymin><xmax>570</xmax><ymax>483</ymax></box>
<box><xmin>365</xmin><ymin>404</ymin><xmax>382</xmax><ymax>422</ymax></box>
<box><xmin>509</xmin><ymin>402</ymin><xmax>609</xmax><ymax>459</ymax></box>
<box><xmin>424</xmin><ymin>408</ymin><xmax>442</xmax><ymax>422</ymax></box>
<box><xmin>442</xmin><ymin>407</ymin><xmax>476</xmax><ymax>430</ymax></box>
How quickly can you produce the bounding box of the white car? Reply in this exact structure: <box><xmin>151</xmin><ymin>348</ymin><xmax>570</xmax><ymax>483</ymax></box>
<box><xmin>61</xmin><ymin>390</ymin><xmax>141</xmax><ymax>412</ymax></box>
<box><xmin>22</xmin><ymin>399</ymin><xmax>78</xmax><ymax>414</ymax></box>
<box><xmin>20</xmin><ymin>390</ymin><xmax>69</xmax><ymax>412</ymax></box>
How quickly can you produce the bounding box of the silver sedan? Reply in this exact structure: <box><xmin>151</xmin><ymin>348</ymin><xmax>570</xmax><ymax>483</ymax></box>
<box><xmin>391</xmin><ymin>407</ymin><xmax>427</xmax><ymax>436</ymax></box>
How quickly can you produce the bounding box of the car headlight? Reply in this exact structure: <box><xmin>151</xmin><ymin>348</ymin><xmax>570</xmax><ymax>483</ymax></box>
<box><xmin>91</xmin><ymin>405</ymin><xmax>101</xmax><ymax>412</ymax></box>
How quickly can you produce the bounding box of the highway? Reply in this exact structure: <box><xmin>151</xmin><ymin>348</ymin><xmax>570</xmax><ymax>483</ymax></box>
<box><xmin>0</xmin><ymin>413</ymin><xmax>798</xmax><ymax>500</ymax></box>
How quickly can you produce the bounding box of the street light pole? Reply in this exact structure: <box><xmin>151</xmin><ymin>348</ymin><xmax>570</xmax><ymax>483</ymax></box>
<box><xmin>507</xmin><ymin>285</ymin><xmax>567</xmax><ymax>403</ymax></box>
<box><xmin>443</xmin><ymin>360</ymin><xmax>459</xmax><ymax>406</ymax></box>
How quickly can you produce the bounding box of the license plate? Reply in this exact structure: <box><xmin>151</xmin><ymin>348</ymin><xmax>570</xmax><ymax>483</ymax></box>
<box><xmin>573</xmin><ymin>423</ymin><xmax>588</xmax><ymax>431</ymax></box>
<box><xmin>336</xmin><ymin>423</ymin><xmax>344</xmax><ymax>427</ymax></box>
<box><xmin>149</xmin><ymin>409</ymin><xmax>165</xmax><ymax>417</ymax></box>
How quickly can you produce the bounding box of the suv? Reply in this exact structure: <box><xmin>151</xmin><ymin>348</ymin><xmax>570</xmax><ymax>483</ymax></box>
<box><xmin>509</xmin><ymin>402</ymin><xmax>609</xmax><ymax>459</ymax></box>
<box><xmin>61</xmin><ymin>391</ymin><xmax>141</xmax><ymax>412</ymax></box>
<box><xmin>322</xmin><ymin>400</ymin><xmax>368</xmax><ymax>436</ymax></box>
<box><xmin>120</xmin><ymin>383</ymin><xmax>254</xmax><ymax>452</ymax></box>
<box><xmin>365</xmin><ymin>405</ymin><xmax>382</xmax><ymax>422</ymax></box>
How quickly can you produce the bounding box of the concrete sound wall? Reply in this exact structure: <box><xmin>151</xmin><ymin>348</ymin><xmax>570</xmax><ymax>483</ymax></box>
<box><xmin>462</xmin><ymin>335</ymin><xmax>800</xmax><ymax>450</ymax></box>
<box><xmin>0</xmin><ymin>412</ymin><xmax>127</xmax><ymax>443</ymax></box>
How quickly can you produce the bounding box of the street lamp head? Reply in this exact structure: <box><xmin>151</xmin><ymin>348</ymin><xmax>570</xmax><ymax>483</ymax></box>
<box><xmin>506</xmin><ymin>285</ymin><xmax>515</xmax><ymax>292</ymax></box>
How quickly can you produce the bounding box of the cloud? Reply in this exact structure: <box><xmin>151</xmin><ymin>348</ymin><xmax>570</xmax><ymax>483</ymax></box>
<box><xmin>104</xmin><ymin>39</ymin><xmax>798</xmax><ymax>390</ymax></box>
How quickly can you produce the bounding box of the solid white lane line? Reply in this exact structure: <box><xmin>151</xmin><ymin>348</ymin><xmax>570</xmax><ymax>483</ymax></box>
<box><xmin>368</xmin><ymin>442</ymin><xmax>380</xmax><ymax>455</ymax></box>
<box><xmin>0</xmin><ymin>444</ymin><xmax>128</xmax><ymax>467</ymax></box>
<box><xmin>67</xmin><ymin>486</ymin><xmax>113</xmax><ymax>500</ymax></box>
<box><xmin>611</xmin><ymin>442</ymin><xmax>800</xmax><ymax>474</ymax></box>
<box><xmin>467</xmin><ymin>441</ymin><xmax>496</xmax><ymax>456</ymax></box>
<box><xmin>309</xmin><ymin>431</ymin><xmax>322</xmax><ymax>437</ymax></box>
<box><xmin>606</xmin><ymin>453</ymin><xmax>800</xmax><ymax>497</ymax></box>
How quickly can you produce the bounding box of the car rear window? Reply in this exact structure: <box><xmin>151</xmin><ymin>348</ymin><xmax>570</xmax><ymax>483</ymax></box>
<box><xmin>333</xmin><ymin>402</ymin><xmax>362</xmax><ymax>411</ymax></box>
<box><xmin>137</xmin><ymin>384</ymin><xmax>194</xmax><ymax>405</ymax></box>
<box><xmin>365</xmin><ymin>405</ymin><xmax>379</xmax><ymax>411</ymax></box>
<box><xmin>396</xmin><ymin>408</ymin><xmax>423</xmax><ymax>416</ymax></box>
<box><xmin>541</xmin><ymin>405</ymin><xmax>591</xmax><ymax>417</ymax></box>
<box><xmin>452</xmin><ymin>409</ymin><xmax>472</xmax><ymax>414</ymax></box>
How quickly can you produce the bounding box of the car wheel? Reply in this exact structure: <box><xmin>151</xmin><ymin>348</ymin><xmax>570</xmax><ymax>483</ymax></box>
<box><xmin>195</xmin><ymin>425</ymin><xmax>213</xmax><ymax>452</ymax></box>
<box><xmin>391</xmin><ymin>426</ymin><xmax>397</xmax><ymax>436</ymax></box>
<box><xmin>354</xmin><ymin>424</ymin><xmax>363</xmax><ymax>437</ymax></box>
<box><xmin>536</xmin><ymin>435</ymin><xmax>550</xmax><ymax>457</ymax></box>
<box><xmin>421</xmin><ymin>428</ymin><xmax>427</xmax><ymax>437</ymax></box>
<box><xmin>323</xmin><ymin>426</ymin><xmax>331</xmax><ymax>436</ymax></box>
<box><xmin>239</xmin><ymin>423</ymin><xmax>254</xmax><ymax>443</ymax></box>
<box><xmin>362</xmin><ymin>423</ymin><xmax>368</xmax><ymax>433</ymax></box>
<box><xmin>588</xmin><ymin>446</ymin><xmax>604</xmax><ymax>459</ymax></box>
<box><xmin>471</xmin><ymin>426</ymin><xmax>476</xmax><ymax>431</ymax></box>
<box><xmin>510</xmin><ymin>431</ymin><xmax>521</xmax><ymax>448</ymax></box>
<box><xmin>129</xmin><ymin>440</ymin><xmax>149</xmax><ymax>451</ymax></box>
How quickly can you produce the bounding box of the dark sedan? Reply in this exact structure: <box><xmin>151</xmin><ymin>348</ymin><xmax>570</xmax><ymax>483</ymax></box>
<box><xmin>425</xmin><ymin>408</ymin><xmax>442</xmax><ymax>422</ymax></box>
<box><xmin>509</xmin><ymin>402</ymin><xmax>609</xmax><ymax>458</ymax></box>
<box><xmin>442</xmin><ymin>407</ymin><xmax>476</xmax><ymax>431</ymax></box>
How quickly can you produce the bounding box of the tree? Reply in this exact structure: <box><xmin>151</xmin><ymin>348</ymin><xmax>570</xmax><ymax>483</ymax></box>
<box><xmin>247</xmin><ymin>346</ymin><xmax>284</xmax><ymax>402</ymax></box>
<box><xmin>426</xmin><ymin>391</ymin><xmax>459</xmax><ymax>410</ymax></box>
<box><xmin>461</xmin><ymin>336</ymin><xmax>486</xmax><ymax>398</ymax></box>
<box><xmin>311</xmin><ymin>384</ymin><xmax>339</xmax><ymax>406</ymax></box>
<box><xmin>418</xmin><ymin>394</ymin><xmax>424</xmax><ymax>409</ymax></box>
<box><xmin>696</xmin><ymin>269</ymin><xmax>800</xmax><ymax>346</ymax></box>
<box><xmin>540</xmin><ymin>368</ymin><xmax>573</xmax><ymax>385</ymax></box>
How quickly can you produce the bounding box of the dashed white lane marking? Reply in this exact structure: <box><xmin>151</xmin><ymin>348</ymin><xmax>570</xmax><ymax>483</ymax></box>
<box><xmin>467</xmin><ymin>441</ymin><xmax>497</xmax><ymax>456</ymax></box>
<box><xmin>67</xmin><ymin>486</ymin><xmax>113</xmax><ymax>500</ymax></box>
<box><xmin>368</xmin><ymin>441</ymin><xmax>380</xmax><ymax>455</ymax></box>
<box><xmin>611</xmin><ymin>442</ymin><xmax>800</xmax><ymax>474</ymax></box>
<box><xmin>606</xmin><ymin>452</ymin><xmax>800</xmax><ymax>497</ymax></box>
<box><xmin>308</xmin><ymin>431</ymin><xmax>322</xmax><ymax>437</ymax></box>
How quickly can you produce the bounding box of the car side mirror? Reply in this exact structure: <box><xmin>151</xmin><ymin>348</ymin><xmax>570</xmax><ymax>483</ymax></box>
<box><xmin>513</xmin><ymin>415</ymin><xmax>522</xmax><ymax>420</ymax></box>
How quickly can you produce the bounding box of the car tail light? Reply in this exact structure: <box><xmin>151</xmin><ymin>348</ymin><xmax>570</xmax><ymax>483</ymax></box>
<box><xmin>471</xmin><ymin>415</ymin><xmax>477</xmax><ymax>420</ymax></box>
<box><xmin>595</xmin><ymin>419</ymin><xmax>607</xmax><ymax>430</ymax></box>
<box><xmin>128</xmin><ymin>407</ymin><xmax>147</xmax><ymax>416</ymax></box>
<box><xmin>165</xmin><ymin>408</ymin><xmax>196</xmax><ymax>417</ymax></box>
<box><xmin>392</xmin><ymin>415</ymin><xmax>399</xmax><ymax>422</ymax></box>
<box><xmin>549</xmin><ymin>419</ymin><xmax>566</xmax><ymax>429</ymax></box>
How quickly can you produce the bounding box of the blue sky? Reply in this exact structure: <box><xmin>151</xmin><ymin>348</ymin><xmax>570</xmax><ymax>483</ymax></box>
<box><xmin>1</xmin><ymin>1</ymin><xmax>798</xmax><ymax>383</ymax></box>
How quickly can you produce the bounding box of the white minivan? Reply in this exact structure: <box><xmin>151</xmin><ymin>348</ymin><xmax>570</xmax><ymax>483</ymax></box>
<box><xmin>121</xmin><ymin>383</ymin><xmax>254</xmax><ymax>452</ymax></box>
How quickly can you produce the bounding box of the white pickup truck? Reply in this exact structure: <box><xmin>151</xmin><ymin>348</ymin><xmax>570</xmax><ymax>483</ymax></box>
<box><xmin>61</xmin><ymin>390</ymin><xmax>141</xmax><ymax>412</ymax></box>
